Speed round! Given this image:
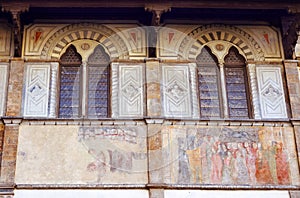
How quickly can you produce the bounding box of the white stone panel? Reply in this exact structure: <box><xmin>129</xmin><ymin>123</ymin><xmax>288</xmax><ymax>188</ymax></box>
<box><xmin>118</xmin><ymin>64</ymin><xmax>144</xmax><ymax>118</ymax></box>
<box><xmin>15</xmin><ymin>190</ymin><xmax>149</xmax><ymax>198</ymax></box>
<box><xmin>165</xmin><ymin>190</ymin><xmax>289</xmax><ymax>198</ymax></box>
<box><xmin>0</xmin><ymin>63</ymin><xmax>9</xmax><ymax>116</ymax></box>
<box><xmin>256</xmin><ymin>66</ymin><xmax>287</xmax><ymax>118</ymax></box>
<box><xmin>162</xmin><ymin>64</ymin><xmax>192</xmax><ymax>118</ymax></box>
<box><xmin>23</xmin><ymin>63</ymin><xmax>50</xmax><ymax>117</ymax></box>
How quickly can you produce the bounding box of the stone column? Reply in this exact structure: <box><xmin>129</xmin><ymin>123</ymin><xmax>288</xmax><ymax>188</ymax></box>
<box><xmin>49</xmin><ymin>62</ymin><xmax>59</xmax><ymax>118</ymax></box>
<box><xmin>145</xmin><ymin>59</ymin><xmax>162</xmax><ymax>117</ymax></box>
<box><xmin>0</xmin><ymin>118</ymin><xmax>21</xmax><ymax>184</ymax></box>
<box><xmin>189</xmin><ymin>63</ymin><xmax>200</xmax><ymax>119</ymax></box>
<box><xmin>284</xmin><ymin>60</ymin><xmax>300</xmax><ymax>119</ymax></box>
<box><xmin>5</xmin><ymin>59</ymin><xmax>24</xmax><ymax>117</ymax></box>
<box><xmin>219</xmin><ymin>63</ymin><xmax>229</xmax><ymax>118</ymax></box>
<box><xmin>81</xmin><ymin>61</ymin><xmax>87</xmax><ymax>117</ymax></box>
<box><xmin>247</xmin><ymin>63</ymin><xmax>261</xmax><ymax>119</ymax></box>
<box><xmin>111</xmin><ymin>62</ymin><xmax>119</xmax><ymax>118</ymax></box>
<box><xmin>147</xmin><ymin>120</ymin><xmax>164</xmax><ymax>198</ymax></box>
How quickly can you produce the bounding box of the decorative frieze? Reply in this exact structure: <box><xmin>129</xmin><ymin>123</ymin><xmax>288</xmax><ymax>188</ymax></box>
<box><xmin>0</xmin><ymin>64</ymin><xmax>9</xmax><ymax>116</ymax></box>
<box><xmin>162</xmin><ymin>64</ymin><xmax>192</xmax><ymax>118</ymax></box>
<box><xmin>256</xmin><ymin>66</ymin><xmax>288</xmax><ymax>119</ymax></box>
<box><xmin>23</xmin><ymin>63</ymin><xmax>50</xmax><ymax>117</ymax></box>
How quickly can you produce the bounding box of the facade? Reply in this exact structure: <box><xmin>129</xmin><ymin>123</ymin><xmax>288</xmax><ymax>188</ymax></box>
<box><xmin>0</xmin><ymin>0</ymin><xmax>300</xmax><ymax>197</ymax></box>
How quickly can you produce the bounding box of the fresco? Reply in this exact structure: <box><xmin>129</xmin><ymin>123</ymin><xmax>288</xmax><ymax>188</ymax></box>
<box><xmin>15</xmin><ymin>125</ymin><xmax>148</xmax><ymax>184</ymax></box>
<box><xmin>162</xmin><ymin>126</ymin><xmax>300</xmax><ymax>186</ymax></box>
<box><xmin>79</xmin><ymin>126</ymin><xmax>147</xmax><ymax>183</ymax></box>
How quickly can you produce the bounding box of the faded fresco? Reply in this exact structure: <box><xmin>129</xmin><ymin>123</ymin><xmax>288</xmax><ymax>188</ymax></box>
<box><xmin>15</xmin><ymin>125</ymin><xmax>147</xmax><ymax>184</ymax></box>
<box><xmin>162</xmin><ymin>126</ymin><xmax>300</xmax><ymax>186</ymax></box>
<box><xmin>79</xmin><ymin>126</ymin><xmax>147</xmax><ymax>183</ymax></box>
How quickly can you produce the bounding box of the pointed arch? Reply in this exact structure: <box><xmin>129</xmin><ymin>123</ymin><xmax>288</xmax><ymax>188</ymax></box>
<box><xmin>60</xmin><ymin>45</ymin><xmax>82</xmax><ymax>64</ymax></box>
<box><xmin>59</xmin><ymin>45</ymin><xmax>82</xmax><ymax>118</ymax></box>
<box><xmin>224</xmin><ymin>47</ymin><xmax>250</xmax><ymax>118</ymax></box>
<box><xmin>196</xmin><ymin>46</ymin><xmax>222</xmax><ymax>118</ymax></box>
<box><xmin>87</xmin><ymin>45</ymin><xmax>110</xmax><ymax>118</ymax></box>
<box><xmin>179</xmin><ymin>24</ymin><xmax>264</xmax><ymax>61</ymax></box>
<box><xmin>41</xmin><ymin>23</ymin><xmax>129</xmax><ymax>60</ymax></box>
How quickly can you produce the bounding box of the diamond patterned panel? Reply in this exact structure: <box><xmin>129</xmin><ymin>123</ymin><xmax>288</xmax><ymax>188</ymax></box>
<box><xmin>24</xmin><ymin>65</ymin><xmax>50</xmax><ymax>117</ymax></box>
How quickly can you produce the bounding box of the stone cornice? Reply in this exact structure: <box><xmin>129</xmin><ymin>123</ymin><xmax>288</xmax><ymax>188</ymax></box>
<box><xmin>1</xmin><ymin>1</ymin><xmax>300</xmax><ymax>11</ymax></box>
<box><xmin>16</xmin><ymin>118</ymin><xmax>294</xmax><ymax>127</ymax></box>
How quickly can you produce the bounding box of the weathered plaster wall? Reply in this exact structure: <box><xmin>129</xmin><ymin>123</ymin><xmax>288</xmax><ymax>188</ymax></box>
<box><xmin>15</xmin><ymin>125</ymin><xmax>147</xmax><ymax>185</ymax></box>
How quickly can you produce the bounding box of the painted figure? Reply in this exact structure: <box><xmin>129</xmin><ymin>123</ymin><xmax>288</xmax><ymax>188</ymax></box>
<box><xmin>210</xmin><ymin>142</ymin><xmax>223</xmax><ymax>184</ymax></box>
<box><xmin>275</xmin><ymin>142</ymin><xmax>290</xmax><ymax>184</ymax></box>
<box><xmin>221</xmin><ymin>143</ymin><xmax>233</xmax><ymax>184</ymax></box>
<box><xmin>186</xmin><ymin>147</ymin><xmax>202</xmax><ymax>183</ymax></box>
<box><xmin>246</xmin><ymin>142</ymin><xmax>258</xmax><ymax>184</ymax></box>
<box><xmin>178</xmin><ymin>138</ymin><xmax>190</xmax><ymax>183</ymax></box>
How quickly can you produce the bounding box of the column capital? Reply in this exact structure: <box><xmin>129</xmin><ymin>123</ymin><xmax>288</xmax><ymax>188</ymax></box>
<box><xmin>2</xmin><ymin>117</ymin><xmax>22</xmax><ymax>126</ymax></box>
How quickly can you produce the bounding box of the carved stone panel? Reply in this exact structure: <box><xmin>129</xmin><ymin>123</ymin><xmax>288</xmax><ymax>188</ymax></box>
<box><xmin>0</xmin><ymin>63</ymin><xmax>9</xmax><ymax>116</ymax></box>
<box><xmin>118</xmin><ymin>63</ymin><xmax>144</xmax><ymax>118</ymax></box>
<box><xmin>256</xmin><ymin>66</ymin><xmax>287</xmax><ymax>118</ymax></box>
<box><xmin>162</xmin><ymin>64</ymin><xmax>192</xmax><ymax>118</ymax></box>
<box><xmin>23</xmin><ymin>63</ymin><xmax>50</xmax><ymax>117</ymax></box>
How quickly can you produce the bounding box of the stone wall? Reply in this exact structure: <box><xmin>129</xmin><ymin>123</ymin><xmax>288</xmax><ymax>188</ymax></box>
<box><xmin>0</xmin><ymin>21</ymin><xmax>300</xmax><ymax>198</ymax></box>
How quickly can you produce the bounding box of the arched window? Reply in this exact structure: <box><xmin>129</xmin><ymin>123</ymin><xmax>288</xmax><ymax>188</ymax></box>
<box><xmin>59</xmin><ymin>45</ymin><xmax>82</xmax><ymax>118</ymax></box>
<box><xmin>196</xmin><ymin>46</ymin><xmax>251</xmax><ymax>119</ymax></box>
<box><xmin>59</xmin><ymin>44</ymin><xmax>110</xmax><ymax>118</ymax></box>
<box><xmin>224</xmin><ymin>47</ymin><xmax>250</xmax><ymax>118</ymax></box>
<box><xmin>87</xmin><ymin>45</ymin><xmax>110</xmax><ymax>118</ymax></box>
<box><xmin>197</xmin><ymin>46</ymin><xmax>222</xmax><ymax>118</ymax></box>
